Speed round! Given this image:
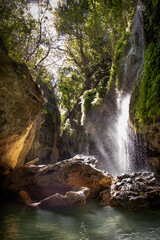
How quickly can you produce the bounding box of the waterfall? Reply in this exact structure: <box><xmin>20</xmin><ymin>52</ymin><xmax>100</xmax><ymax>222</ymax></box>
<box><xmin>113</xmin><ymin>0</ymin><xmax>147</xmax><ymax>175</ymax></box>
<box><xmin>116</xmin><ymin>93</ymin><xmax>131</xmax><ymax>174</ymax></box>
<box><xmin>80</xmin><ymin>1</ymin><xmax>147</xmax><ymax>177</ymax></box>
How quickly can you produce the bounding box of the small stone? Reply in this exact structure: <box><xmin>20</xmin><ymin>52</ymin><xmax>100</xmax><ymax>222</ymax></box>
<box><xmin>17</xmin><ymin>190</ymin><xmax>32</xmax><ymax>205</ymax></box>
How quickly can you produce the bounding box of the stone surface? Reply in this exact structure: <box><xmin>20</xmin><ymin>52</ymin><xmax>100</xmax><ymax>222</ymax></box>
<box><xmin>17</xmin><ymin>190</ymin><xmax>32</xmax><ymax>205</ymax></box>
<box><xmin>99</xmin><ymin>189</ymin><xmax>111</xmax><ymax>206</ymax></box>
<box><xmin>26</xmin><ymin>82</ymin><xmax>60</xmax><ymax>165</ymax></box>
<box><xmin>39</xmin><ymin>187</ymin><xmax>90</xmax><ymax>208</ymax></box>
<box><xmin>3</xmin><ymin>156</ymin><xmax>113</xmax><ymax>201</ymax></box>
<box><xmin>109</xmin><ymin>172</ymin><xmax>160</xmax><ymax>211</ymax></box>
<box><xmin>0</xmin><ymin>38</ymin><xmax>44</xmax><ymax>170</ymax></box>
<box><xmin>146</xmin><ymin>123</ymin><xmax>160</xmax><ymax>153</ymax></box>
<box><xmin>146</xmin><ymin>122</ymin><xmax>160</xmax><ymax>174</ymax></box>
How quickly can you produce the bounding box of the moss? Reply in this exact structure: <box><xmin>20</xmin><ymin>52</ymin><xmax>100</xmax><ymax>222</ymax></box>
<box><xmin>80</xmin><ymin>32</ymin><xmax>131</xmax><ymax>114</ymax></box>
<box><xmin>108</xmin><ymin>65</ymin><xmax>117</xmax><ymax>90</ymax></box>
<box><xmin>144</xmin><ymin>0</ymin><xmax>160</xmax><ymax>43</ymax></box>
<box><xmin>135</xmin><ymin>42</ymin><xmax>160</xmax><ymax>124</ymax></box>
<box><xmin>129</xmin><ymin>0</ymin><xmax>160</xmax><ymax>129</ymax></box>
<box><xmin>129</xmin><ymin>65</ymin><xmax>144</xmax><ymax>129</ymax></box>
<box><xmin>97</xmin><ymin>76</ymin><xmax>109</xmax><ymax>98</ymax></box>
<box><xmin>91</xmin><ymin>93</ymin><xmax>103</xmax><ymax>109</ymax></box>
<box><xmin>80</xmin><ymin>30</ymin><xmax>131</xmax><ymax>119</ymax></box>
<box><xmin>83</xmin><ymin>89</ymin><xmax>97</xmax><ymax>109</ymax></box>
<box><xmin>114</xmin><ymin>31</ymin><xmax>131</xmax><ymax>91</ymax></box>
<box><xmin>115</xmin><ymin>31</ymin><xmax>131</xmax><ymax>65</ymax></box>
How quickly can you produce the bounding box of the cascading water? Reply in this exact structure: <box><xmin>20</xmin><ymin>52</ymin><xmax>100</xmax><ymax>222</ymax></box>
<box><xmin>116</xmin><ymin>93</ymin><xmax>131</xmax><ymax>174</ymax></box>
<box><xmin>83</xmin><ymin>1</ymin><xmax>147</xmax><ymax>177</ymax></box>
<box><xmin>112</xmin><ymin>0</ymin><xmax>147</xmax><ymax>175</ymax></box>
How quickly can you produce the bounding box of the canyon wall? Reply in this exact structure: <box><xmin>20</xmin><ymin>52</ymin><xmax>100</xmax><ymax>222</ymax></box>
<box><xmin>0</xmin><ymin>38</ymin><xmax>44</xmax><ymax>171</ymax></box>
<box><xmin>130</xmin><ymin>0</ymin><xmax>160</xmax><ymax>174</ymax></box>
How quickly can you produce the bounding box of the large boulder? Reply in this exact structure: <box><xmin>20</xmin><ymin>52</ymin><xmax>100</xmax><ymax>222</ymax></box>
<box><xmin>0</xmin><ymin>38</ymin><xmax>44</xmax><ymax>170</ymax></box>
<box><xmin>109</xmin><ymin>172</ymin><xmax>160</xmax><ymax>211</ymax></box>
<box><xmin>3</xmin><ymin>156</ymin><xmax>113</xmax><ymax>201</ymax></box>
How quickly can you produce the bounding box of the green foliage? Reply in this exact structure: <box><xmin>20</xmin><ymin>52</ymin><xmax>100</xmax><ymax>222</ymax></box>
<box><xmin>36</xmin><ymin>65</ymin><xmax>60</xmax><ymax>127</ymax></box>
<box><xmin>144</xmin><ymin>0</ymin><xmax>160</xmax><ymax>43</ymax></box>
<box><xmin>36</xmin><ymin>66</ymin><xmax>53</xmax><ymax>91</ymax></box>
<box><xmin>109</xmin><ymin>65</ymin><xmax>118</xmax><ymax>85</ymax></box>
<box><xmin>136</xmin><ymin>43</ymin><xmax>160</xmax><ymax>124</ymax></box>
<box><xmin>54</xmin><ymin>0</ymin><xmax>134</xmax><ymax>122</ymax></box>
<box><xmin>56</xmin><ymin>67</ymin><xmax>84</xmax><ymax>114</ymax></box>
<box><xmin>0</xmin><ymin>0</ymin><xmax>53</xmax><ymax>73</ymax></box>
<box><xmin>115</xmin><ymin>31</ymin><xmax>131</xmax><ymax>64</ymax></box>
<box><xmin>97</xmin><ymin>76</ymin><xmax>110</xmax><ymax>98</ymax></box>
<box><xmin>55</xmin><ymin>0</ymin><xmax>112</xmax><ymax>91</ymax></box>
<box><xmin>83</xmin><ymin>89</ymin><xmax>97</xmax><ymax>109</ymax></box>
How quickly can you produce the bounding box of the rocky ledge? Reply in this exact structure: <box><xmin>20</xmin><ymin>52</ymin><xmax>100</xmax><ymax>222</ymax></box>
<box><xmin>3</xmin><ymin>156</ymin><xmax>113</xmax><ymax>208</ymax></box>
<box><xmin>108</xmin><ymin>172</ymin><xmax>160</xmax><ymax>211</ymax></box>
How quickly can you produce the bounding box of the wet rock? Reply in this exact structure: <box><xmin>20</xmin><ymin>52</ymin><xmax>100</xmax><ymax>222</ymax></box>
<box><xmin>38</xmin><ymin>187</ymin><xmax>90</xmax><ymax>208</ymax></box>
<box><xmin>109</xmin><ymin>172</ymin><xmax>160</xmax><ymax>211</ymax></box>
<box><xmin>3</xmin><ymin>156</ymin><xmax>113</xmax><ymax>202</ymax></box>
<box><xmin>147</xmin><ymin>156</ymin><xmax>160</xmax><ymax>175</ymax></box>
<box><xmin>99</xmin><ymin>189</ymin><xmax>111</xmax><ymax>206</ymax></box>
<box><xmin>117</xmin><ymin>174</ymin><xmax>131</xmax><ymax>181</ymax></box>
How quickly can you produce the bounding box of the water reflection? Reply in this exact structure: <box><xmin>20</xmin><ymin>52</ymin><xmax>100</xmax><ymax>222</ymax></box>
<box><xmin>2</xmin><ymin>214</ymin><xmax>20</xmax><ymax>240</ymax></box>
<box><xmin>0</xmin><ymin>201</ymin><xmax>160</xmax><ymax>240</ymax></box>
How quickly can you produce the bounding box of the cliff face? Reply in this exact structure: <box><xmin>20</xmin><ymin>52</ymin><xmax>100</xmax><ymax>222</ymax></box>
<box><xmin>0</xmin><ymin>39</ymin><xmax>44</xmax><ymax>171</ymax></box>
<box><xmin>26</xmin><ymin>79</ymin><xmax>60</xmax><ymax>164</ymax></box>
<box><xmin>130</xmin><ymin>0</ymin><xmax>160</xmax><ymax>174</ymax></box>
<box><xmin>58</xmin><ymin>83</ymin><xmax>117</xmax><ymax>174</ymax></box>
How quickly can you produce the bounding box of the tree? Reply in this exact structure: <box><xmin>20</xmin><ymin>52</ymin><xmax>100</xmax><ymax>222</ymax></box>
<box><xmin>56</xmin><ymin>66</ymin><xmax>84</xmax><ymax>114</ymax></box>
<box><xmin>0</xmin><ymin>0</ymin><xmax>55</xmax><ymax>73</ymax></box>
<box><xmin>54</xmin><ymin>0</ymin><xmax>112</xmax><ymax>91</ymax></box>
<box><xmin>54</xmin><ymin>0</ymin><xmax>134</xmax><ymax>119</ymax></box>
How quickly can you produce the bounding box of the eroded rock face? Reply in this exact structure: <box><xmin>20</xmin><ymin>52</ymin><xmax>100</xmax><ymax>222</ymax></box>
<box><xmin>26</xmin><ymin>84</ymin><xmax>60</xmax><ymax>165</ymax></box>
<box><xmin>0</xmin><ymin>38</ymin><xmax>44</xmax><ymax>170</ymax></box>
<box><xmin>3</xmin><ymin>156</ymin><xmax>113</xmax><ymax>201</ymax></box>
<box><xmin>109</xmin><ymin>172</ymin><xmax>160</xmax><ymax>211</ymax></box>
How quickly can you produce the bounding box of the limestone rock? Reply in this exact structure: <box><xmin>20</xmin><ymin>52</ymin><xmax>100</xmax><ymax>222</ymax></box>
<box><xmin>109</xmin><ymin>172</ymin><xmax>160</xmax><ymax>211</ymax></box>
<box><xmin>39</xmin><ymin>187</ymin><xmax>90</xmax><ymax>208</ymax></box>
<box><xmin>3</xmin><ymin>156</ymin><xmax>113</xmax><ymax>201</ymax></box>
<box><xmin>0</xmin><ymin>38</ymin><xmax>44</xmax><ymax>170</ymax></box>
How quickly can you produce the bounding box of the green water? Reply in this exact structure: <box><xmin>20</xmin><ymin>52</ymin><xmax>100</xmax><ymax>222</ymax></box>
<box><xmin>0</xmin><ymin>200</ymin><xmax>160</xmax><ymax>240</ymax></box>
